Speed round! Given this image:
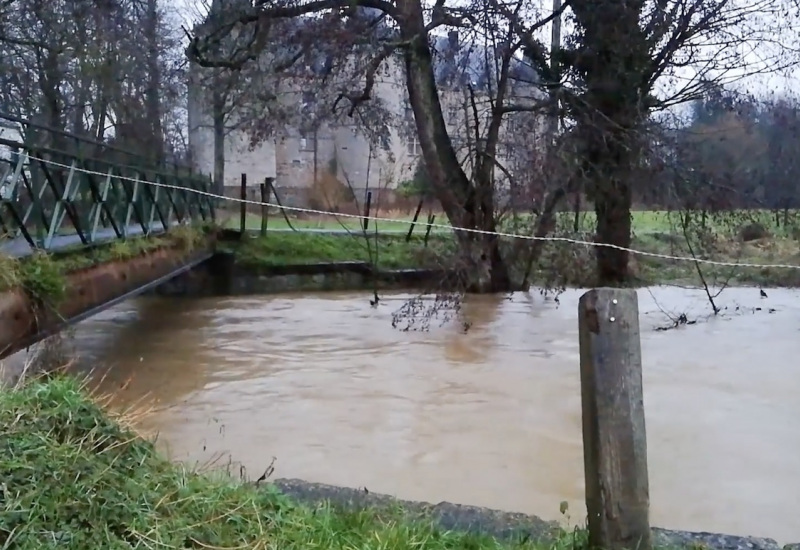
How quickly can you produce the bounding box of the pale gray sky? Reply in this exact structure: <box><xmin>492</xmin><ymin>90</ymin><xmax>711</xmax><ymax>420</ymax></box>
<box><xmin>172</xmin><ymin>0</ymin><xmax>800</xmax><ymax>104</ymax></box>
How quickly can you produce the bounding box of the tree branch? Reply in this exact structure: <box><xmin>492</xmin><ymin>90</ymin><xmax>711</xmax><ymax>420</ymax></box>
<box><xmin>332</xmin><ymin>40</ymin><xmax>408</xmax><ymax>117</ymax></box>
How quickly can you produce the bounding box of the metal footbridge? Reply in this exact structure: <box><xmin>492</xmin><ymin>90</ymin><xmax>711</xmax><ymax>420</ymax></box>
<box><xmin>0</xmin><ymin>112</ymin><xmax>217</xmax><ymax>358</ymax></box>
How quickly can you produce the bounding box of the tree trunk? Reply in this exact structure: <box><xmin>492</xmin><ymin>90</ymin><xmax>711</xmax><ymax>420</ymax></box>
<box><xmin>572</xmin><ymin>0</ymin><xmax>648</xmax><ymax>286</ymax></box>
<box><xmin>594</xmin><ymin>179</ymin><xmax>632</xmax><ymax>284</ymax></box>
<box><xmin>462</xmin><ymin>220</ymin><xmax>512</xmax><ymax>293</ymax></box>
<box><xmin>143</xmin><ymin>0</ymin><xmax>164</xmax><ymax>164</ymax></box>
<box><xmin>397</xmin><ymin>0</ymin><xmax>512</xmax><ymax>293</ymax></box>
<box><xmin>212</xmin><ymin>86</ymin><xmax>225</xmax><ymax>196</ymax></box>
<box><xmin>579</xmin><ymin>113</ymin><xmax>638</xmax><ymax>285</ymax></box>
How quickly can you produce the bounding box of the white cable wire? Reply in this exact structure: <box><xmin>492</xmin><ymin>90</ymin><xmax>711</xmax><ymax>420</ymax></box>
<box><xmin>14</xmin><ymin>153</ymin><xmax>800</xmax><ymax>271</ymax></box>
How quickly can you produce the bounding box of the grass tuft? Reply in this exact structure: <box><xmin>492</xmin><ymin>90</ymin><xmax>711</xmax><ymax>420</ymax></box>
<box><xmin>0</xmin><ymin>376</ymin><xmax>586</xmax><ymax>550</ymax></box>
<box><xmin>232</xmin><ymin>232</ymin><xmax>457</xmax><ymax>270</ymax></box>
<box><xmin>17</xmin><ymin>252</ymin><xmax>68</xmax><ymax>305</ymax></box>
<box><xmin>0</xmin><ymin>252</ymin><xmax>21</xmax><ymax>290</ymax></box>
<box><xmin>0</xmin><ymin>226</ymin><xmax>209</xmax><ymax>302</ymax></box>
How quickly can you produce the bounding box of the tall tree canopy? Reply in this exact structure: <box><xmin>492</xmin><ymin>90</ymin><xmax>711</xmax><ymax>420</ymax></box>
<box><xmin>188</xmin><ymin>0</ymin><xmax>798</xmax><ymax>290</ymax></box>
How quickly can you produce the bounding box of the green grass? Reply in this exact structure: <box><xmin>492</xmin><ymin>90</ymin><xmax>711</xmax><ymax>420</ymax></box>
<box><xmin>226</xmin><ymin>209</ymin><xmax>800</xmax><ymax>238</ymax></box>
<box><xmin>0</xmin><ymin>226</ymin><xmax>208</xmax><ymax>302</ymax></box>
<box><xmin>232</xmin><ymin>231</ymin><xmax>457</xmax><ymax>270</ymax></box>
<box><xmin>225</xmin><ymin>211</ymin><xmax>438</xmax><ymax>233</ymax></box>
<box><xmin>0</xmin><ymin>376</ymin><xmax>586</xmax><ymax>550</ymax></box>
<box><xmin>229</xmin><ymin>215</ymin><xmax>800</xmax><ymax>287</ymax></box>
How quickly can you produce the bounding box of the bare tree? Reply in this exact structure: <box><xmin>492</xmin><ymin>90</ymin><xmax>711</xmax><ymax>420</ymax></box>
<box><xmin>187</xmin><ymin>0</ymin><xmax>574</xmax><ymax>293</ymax></box>
<box><xmin>188</xmin><ymin>0</ymin><xmax>799</xmax><ymax>291</ymax></box>
<box><xmin>0</xmin><ymin>0</ymin><xmax>191</xmax><ymax>163</ymax></box>
<box><xmin>498</xmin><ymin>0</ymin><xmax>797</xmax><ymax>284</ymax></box>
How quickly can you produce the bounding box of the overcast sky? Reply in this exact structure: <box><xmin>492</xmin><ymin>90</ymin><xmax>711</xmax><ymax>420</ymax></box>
<box><xmin>171</xmin><ymin>0</ymin><xmax>800</xmax><ymax>103</ymax></box>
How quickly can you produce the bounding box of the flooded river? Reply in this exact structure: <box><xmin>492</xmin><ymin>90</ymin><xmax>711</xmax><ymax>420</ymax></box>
<box><xmin>10</xmin><ymin>287</ymin><xmax>800</xmax><ymax>542</ymax></box>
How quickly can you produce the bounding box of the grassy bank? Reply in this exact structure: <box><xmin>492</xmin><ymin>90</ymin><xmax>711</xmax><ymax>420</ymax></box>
<box><xmin>0</xmin><ymin>376</ymin><xmax>582</xmax><ymax>549</ymax></box>
<box><xmin>226</xmin><ymin>208</ymin><xmax>800</xmax><ymax>237</ymax></box>
<box><xmin>0</xmin><ymin>226</ymin><xmax>207</xmax><ymax>302</ymax></box>
<box><xmin>230</xmin><ymin>227</ymin><xmax>800</xmax><ymax>287</ymax></box>
<box><xmin>232</xmin><ymin>231</ymin><xmax>457</xmax><ymax>270</ymax></box>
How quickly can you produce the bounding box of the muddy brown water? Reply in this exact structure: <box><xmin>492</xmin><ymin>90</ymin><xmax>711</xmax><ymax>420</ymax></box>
<box><xmin>6</xmin><ymin>287</ymin><xmax>800</xmax><ymax>543</ymax></box>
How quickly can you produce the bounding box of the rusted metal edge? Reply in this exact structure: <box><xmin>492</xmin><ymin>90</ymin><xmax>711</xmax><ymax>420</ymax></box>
<box><xmin>57</xmin><ymin>251</ymin><xmax>213</xmax><ymax>328</ymax></box>
<box><xmin>0</xmin><ymin>244</ymin><xmax>214</xmax><ymax>360</ymax></box>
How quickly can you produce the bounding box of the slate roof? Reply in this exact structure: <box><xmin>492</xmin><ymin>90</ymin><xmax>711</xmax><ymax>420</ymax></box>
<box><xmin>198</xmin><ymin>4</ymin><xmax>541</xmax><ymax>90</ymax></box>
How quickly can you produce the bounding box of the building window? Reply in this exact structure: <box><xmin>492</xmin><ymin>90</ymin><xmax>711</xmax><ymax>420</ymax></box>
<box><xmin>299</xmin><ymin>130</ymin><xmax>315</xmax><ymax>152</ymax></box>
<box><xmin>406</xmin><ymin>137</ymin><xmax>422</xmax><ymax>156</ymax></box>
<box><xmin>447</xmin><ymin>104</ymin><xmax>460</xmax><ymax>122</ymax></box>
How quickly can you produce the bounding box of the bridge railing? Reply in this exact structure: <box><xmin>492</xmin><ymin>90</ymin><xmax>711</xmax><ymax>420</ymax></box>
<box><xmin>0</xmin><ymin>114</ymin><xmax>216</xmax><ymax>255</ymax></box>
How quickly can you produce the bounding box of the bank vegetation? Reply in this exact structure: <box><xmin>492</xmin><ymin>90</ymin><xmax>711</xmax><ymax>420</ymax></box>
<box><xmin>0</xmin><ymin>375</ymin><xmax>586</xmax><ymax>549</ymax></box>
<box><xmin>231</xmin><ymin>208</ymin><xmax>800</xmax><ymax>290</ymax></box>
<box><xmin>0</xmin><ymin>226</ymin><xmax>207</xmax><ymax>305</ymax></box>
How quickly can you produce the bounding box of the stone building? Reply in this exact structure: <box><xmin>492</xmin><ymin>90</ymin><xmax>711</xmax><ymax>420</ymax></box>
<box><xmin>187</xmin><ymin>25</ymin><xmax>547</xmax><ymax>212</ymax></box>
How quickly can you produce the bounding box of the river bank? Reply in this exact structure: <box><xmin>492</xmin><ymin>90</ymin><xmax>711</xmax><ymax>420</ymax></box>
<box><xmin>223</xmin><ymin>230</ymin><xmax>800</xmax><ymax>290</ymax></box>
<box><xmin>1</xmin><ymin>376</ymin><xmax>796</xmax><ymax>550</ymax></box>
<box><xmin>272</xmin><ymin>479</ymin><xmax>795</xmax><ymax>550</ymax></box>
<box><xmin>0</xmin><ymin>377</ymin><xmax>789</xmax><ymax>550</ymax></box>
<box><xmin>0</xmin><ymin>376</ymin><xmax>571</xmax><ymax>549</ymax></box>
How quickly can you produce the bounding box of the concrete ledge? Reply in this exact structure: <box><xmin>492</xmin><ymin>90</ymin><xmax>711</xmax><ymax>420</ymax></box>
<box><xmin>270</xmin><ymin>479</ymin><xmax>793</xmax><ymax>550</ymax></box>
<box><xmin>156</xmin><ymin>257</ymin><xmax>460</xmax><ymax>296</ymax></box>
<box><xmin>0</xmin><ymin>244</ymin><xmax>214</xmax><ymax>359</ymax></box>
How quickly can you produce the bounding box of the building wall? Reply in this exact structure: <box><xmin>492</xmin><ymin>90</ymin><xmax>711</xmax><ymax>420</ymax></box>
<box><xmin>186</xmin><ymin>66</ymin><xmax>278</xmax><ymax>190</ymax></box>
<box><xmin>0</xmin><ymin>124</ymin><xmax>22</xmax><ymax>161</ymax></box>
<box><xmin>187</xmin><ymin>52</ymin><xmax>546</xmax><ymax>210</ymax></box>
<box><xmin>189</xmin><ymin>124</ymin><xmax>277</xmax><ymax>187</ymax></box>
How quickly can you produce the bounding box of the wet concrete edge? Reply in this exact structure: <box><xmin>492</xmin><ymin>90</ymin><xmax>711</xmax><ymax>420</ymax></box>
<box><xmin>271</xmin><ymin>478</ymin><xmax>795</xmax><ymax>550</ymax></box>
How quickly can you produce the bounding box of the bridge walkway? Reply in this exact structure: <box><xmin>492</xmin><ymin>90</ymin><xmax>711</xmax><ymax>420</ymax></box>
<box><xmin>0</xmin><ymin>112</ymin><xmax>217</xmax><ymax>358</ymax></box>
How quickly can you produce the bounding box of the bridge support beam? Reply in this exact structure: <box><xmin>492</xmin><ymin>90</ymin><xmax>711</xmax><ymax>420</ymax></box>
<box><xmin>0</xmin><ymin>244</ymin><xmax>213</xmax><ymax>360</ymax></box>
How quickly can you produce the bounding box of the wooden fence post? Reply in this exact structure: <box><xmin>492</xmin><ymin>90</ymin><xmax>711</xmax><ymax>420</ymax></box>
<box><xmin>260</xmin><ymin>179</ymin><xmax>269</xmax><ymax>236</ymax></box>
<box><xmin>239</xmin><ymin>173</ymin><xmax>247</xmax><ymax>237</ymax></box>
<box><xmin>363</xmin><ymin>190</ymin><xmax>373</xmax><ymax>232</ymax></box>
<box><xmin>423</xmin><ymin>213</ymin><xmax>435</xmax><ymax>247</ymax></box>
<box><xmin>405</xmin><ymin>199</ymin><xmax>424</xmax><ymax>242</ymax></box>
<box><xmin>578</xmin><ymin>288</ymin><xmax>652</xmax><ymax>550</ymax></box>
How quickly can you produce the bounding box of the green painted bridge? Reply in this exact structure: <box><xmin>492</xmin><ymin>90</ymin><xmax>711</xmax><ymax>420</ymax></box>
<box><xmin>0</xmin><ymin>112</ymin><xmax>217</xmax><ymax>358</ymax></box>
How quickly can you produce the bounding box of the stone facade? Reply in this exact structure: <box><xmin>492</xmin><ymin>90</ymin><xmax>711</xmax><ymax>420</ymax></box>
<box><xmin>0</xmin><ymin>122</ymin><xmax>23</xmax><ymax>200</ymax></box>
<box><xmin>187</xmin><ymin>34</ymin><xmax>547</xmax><ymax>211</ymax></box>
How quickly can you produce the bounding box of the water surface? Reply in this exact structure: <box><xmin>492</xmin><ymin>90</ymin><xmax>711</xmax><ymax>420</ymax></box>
<box><xmin>12</xmin><ymin>287</ymin><xmax>799</xmax><ymax>542</ymax></box>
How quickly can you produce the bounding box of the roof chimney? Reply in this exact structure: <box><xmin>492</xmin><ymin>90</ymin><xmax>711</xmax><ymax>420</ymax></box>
<box><xmin>448</xmin><ymin>30</ymin><xmax>459</xmax><ymax>51</ymax></box>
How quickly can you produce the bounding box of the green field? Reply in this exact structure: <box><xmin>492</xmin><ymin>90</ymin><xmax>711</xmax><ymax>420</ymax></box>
<box><xmin>225</xmin><ymin>207</ymin><xmax>800</xmax><ymax>287</ymax></box>
<box><xmin>0</xmin><ymin>376</ymin><xmax>581</xmax><ymax>550</ymax></box>
<box><xmin>225</xmin><ymin>208</ymin><xmax>800</xmax><ymax>239</ymax></box>
<box><xmin>232</xmin><ymin>231</ymin><xmax>456</xmax><ymax>270</ymax></box>
<box><xmin>224</xmin><ymin>211</ymin><xmax>447</xmax><ymax>233</ymax></box>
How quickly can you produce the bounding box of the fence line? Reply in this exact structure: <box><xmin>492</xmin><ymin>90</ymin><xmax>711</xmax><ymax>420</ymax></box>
<box><xmin>13</xmin><ymin>154</ymin><xmax>800</xmax><ymax>272</ymax></box>
<box><xmin>5</xmin><ymin>153</ymin><xmax>792</xmax><ymax>548</ymax></box>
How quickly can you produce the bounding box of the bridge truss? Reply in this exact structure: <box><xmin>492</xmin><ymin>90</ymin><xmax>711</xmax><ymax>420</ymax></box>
<box><xmin>0</xmin><ymin>112</ymin><xmax>216</xmax><ymax>258</ymax></box>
